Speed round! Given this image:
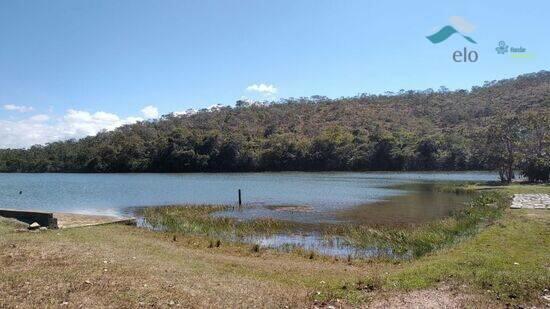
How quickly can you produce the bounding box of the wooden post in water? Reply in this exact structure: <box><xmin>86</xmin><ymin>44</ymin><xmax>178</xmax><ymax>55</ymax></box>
<box><xmin>238</xmin><ymin>189</ymin><xmax>242</xmax><ymax>207</ymax></box>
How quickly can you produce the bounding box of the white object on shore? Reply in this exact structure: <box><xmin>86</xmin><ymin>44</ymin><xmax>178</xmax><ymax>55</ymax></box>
<box><xmin>28</xmin><ymin>222</ymin><xmax>41</xmax><ymax>230</ymax></box>
<box><xmin>510</xmin><ymin>194</ymin><xmax>550</xmax><ymax>209</ymax></box>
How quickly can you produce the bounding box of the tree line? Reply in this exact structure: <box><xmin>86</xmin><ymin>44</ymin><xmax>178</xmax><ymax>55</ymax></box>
<box><xmin>1</xmin><ymin>71</ymin><xmax>549</xmax><ymax>183</ymax></box>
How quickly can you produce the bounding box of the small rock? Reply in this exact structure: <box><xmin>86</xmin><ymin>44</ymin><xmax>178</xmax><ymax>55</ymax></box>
<box><xmin>168</xmin><ymin>300</ymin><xmax>175</xmax><ymax>306</ymax></box>
<box><xmin>28</xmin><ymin>222</ymin><xmax>40</xmax><ymax>230</ymax></box>
<box><xmin>61</xmin><ymin>301</ymin><xmax>69</xmax><ymax>306</ymax></box>
<box><xmin>39</xmin><ymin>227</ymin><xmax>47</xmax><ymax>231</ymax></box>
<box><xmin>513</xmin><ymin>262</ymin><xmax>519</xmax><ymax>265</ymax></box>
<box><xmin>84</xmin><ymin>280</ymin><xmax>92</xmax><ymax>285</ymax></box>
<box><xmin>542</xmin><ymin>294</ymin><xmax>550</xmax><ymax>302</ymax></box>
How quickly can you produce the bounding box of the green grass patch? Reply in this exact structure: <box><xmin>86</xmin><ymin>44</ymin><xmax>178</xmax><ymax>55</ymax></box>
<box><xmin>336</xmin><ymin>192</ymin><xmax>507</xmax><ymax>258</ymax></box>
<box><xmin>386</xmin><ymin>209</ymin><xmax>550</xmax><ymax>304</ymax></box>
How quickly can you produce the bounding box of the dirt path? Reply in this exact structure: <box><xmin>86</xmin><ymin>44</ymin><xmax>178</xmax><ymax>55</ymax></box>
<box><xmin>368</xmin><ymin>285</ymin><xmax>496</xmax><ymax>309</ymax></box>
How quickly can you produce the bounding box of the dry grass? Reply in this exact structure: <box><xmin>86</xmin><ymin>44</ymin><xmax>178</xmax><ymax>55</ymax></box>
<box><xmin>0</xmin><ymin>220</ymin><xmax>380</xmax><ymax>307</ymax></box>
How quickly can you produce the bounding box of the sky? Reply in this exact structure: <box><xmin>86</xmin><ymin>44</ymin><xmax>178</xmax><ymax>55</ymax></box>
<box><xmin>1</xmin><ymin>0</ymin><xmax>549</xmax><ymax>148</ymax></box>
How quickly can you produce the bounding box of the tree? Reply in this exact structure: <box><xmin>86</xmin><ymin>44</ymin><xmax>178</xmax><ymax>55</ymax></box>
<box><xmin>520</xmin><ymin>112</ymin><xmax>550</xmax><ymax>182</ymax></box>
<box><xmin>485</xmin><ymin>114</ymin><xmax>522</xmax><ymax>183</ymax></box>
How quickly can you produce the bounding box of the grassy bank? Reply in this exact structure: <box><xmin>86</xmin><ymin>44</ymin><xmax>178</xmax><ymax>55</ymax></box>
<box><xmin>435</xmin><ymin>182</ymin><xmax>550</xmax><ymax>194</ymax></box>
<box><xmin>387</xmin><ymin>208</ymin><xmax>550</xmax><ymax>303</ymax></box>
<box><xmin>331</xmin><ymin>192</ymin><xmax>506</xmax><ymax>258</ymax></box>
<box><xmin>1</xmin><ymin>183</ymin><xmax>548</xmax><ymax>307</ymax></box>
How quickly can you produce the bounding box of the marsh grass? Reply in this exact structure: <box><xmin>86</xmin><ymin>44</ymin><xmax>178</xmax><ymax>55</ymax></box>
<box><xmin>430</xmin><ymin>182</ymin><xmax>480</xmax><ymax>194</ymax></box>
<box><xmin>337</xmin><ymin>192</ymin><xmax>507</xmax><ymax>257</ymax></box>
<box><xmin>140</xmin><ymin>204</ymin><xmax>298</xmax><ymax>238</ymax></box>
<box><xmin>140</xmin><ymin>191</ymin><xmax>507</xmax><ymax>259</ymax></box>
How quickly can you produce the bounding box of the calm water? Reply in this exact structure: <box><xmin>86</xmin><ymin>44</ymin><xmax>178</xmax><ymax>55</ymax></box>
<box><xmin>0</xmin><ymin>172</ymin><xmax>495</xmax><ymax>219</ymax></box>
<box><xmin>241</xmin><ymin>234</ymin><xmax>405</xmax><ymax>259</ymax></box>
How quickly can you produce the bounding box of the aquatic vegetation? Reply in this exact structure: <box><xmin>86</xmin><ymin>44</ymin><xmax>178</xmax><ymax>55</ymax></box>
<box><xmin>341</xmin><ymin>192</ymin><xmax>507</xmax><ymax>257</ymax></box>
<box><xmin>430</xmin><ymin>182</ymin><xmax>480</xmax><ymax>194</ymax></box>
<box><xmin>139</xmin><ymin>204</ymin><xmax>297</xmax><ymax>238</ymax></box>
<box><xmin>140</xmin><ymin>191</ymin><xmax>507</xmax><ymax>259</ymax></box>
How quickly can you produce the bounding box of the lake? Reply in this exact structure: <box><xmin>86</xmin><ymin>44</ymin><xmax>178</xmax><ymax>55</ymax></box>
<box><xmin>0</xmin><ymin>172</ymin><xmax>496</xmax><ymax>223</ymax></box>
<box><xmin>1</xmin><ymin>172</ymin><xmax>498</xmax><ymax>257</ymax></box>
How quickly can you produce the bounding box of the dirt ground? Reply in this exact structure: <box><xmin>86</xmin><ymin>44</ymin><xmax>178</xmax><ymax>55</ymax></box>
<box><xmin>368</xmin><ymin>285</ymin><xmax>494</xmax><ymax>309</ymax></box>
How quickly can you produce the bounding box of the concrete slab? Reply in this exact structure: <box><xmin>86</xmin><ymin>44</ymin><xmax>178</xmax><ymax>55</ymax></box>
<box><xmin>510</xmin><ymin>194</ymin><xmax>550</xmax><ymax>209</ymax></box>
<box><xmin>0</xmin><ymin>209</ymin><xmax>135</xmax><ymax>229</ymax></box>
<box><xmin>54</xmin><ymin>212</ymin><xmax>136</xmax><ymax>229</ymax></box>
<box><xmin>0</xmin><ymin>209</ymin><xmax>57</xmax><ymax>228</ymax></box>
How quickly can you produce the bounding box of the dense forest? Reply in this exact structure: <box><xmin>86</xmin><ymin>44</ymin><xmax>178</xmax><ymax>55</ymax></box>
<box><xmin>1</xmin><ymin>71</ymin><xmax>549</xmax><ymax>182</ymax></box>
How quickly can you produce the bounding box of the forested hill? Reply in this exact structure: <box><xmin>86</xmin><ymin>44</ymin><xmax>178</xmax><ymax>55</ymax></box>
<box><xmin>1</xmin><ymin>71</ymin><xmax>549</xmax><ymax>175</ymax></box>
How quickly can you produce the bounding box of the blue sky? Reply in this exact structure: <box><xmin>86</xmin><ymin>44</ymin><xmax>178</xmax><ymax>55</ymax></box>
<box><xmin>1</xmin><ymin>0</ymin><xmax>549</xmax><ymax>148</ymax></box>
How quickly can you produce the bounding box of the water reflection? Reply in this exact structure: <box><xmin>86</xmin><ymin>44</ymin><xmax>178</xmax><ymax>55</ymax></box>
<box><xmin>215</xmin><ymin>183</ymin><xmax>474</xmax><ymax>225</ymax></box>
<box><xmin>336</xmin><ymin>183</ymin><xmax>474</xmax><ymax>225</ymax></box>
<box><xmin>241</xmin><ymin>234</ymin><xmax>410</xmax><ymax>259</ymax></box>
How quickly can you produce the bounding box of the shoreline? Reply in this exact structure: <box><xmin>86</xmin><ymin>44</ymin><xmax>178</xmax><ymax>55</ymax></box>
<box><xmin>0</xmin><ymin>183</ymin><xmax>549</xmax><ymax>307</ymax></box>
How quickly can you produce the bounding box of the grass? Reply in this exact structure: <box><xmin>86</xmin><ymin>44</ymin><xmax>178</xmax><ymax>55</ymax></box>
<box><xmin>0</xmin><ymin>182</ymin><xmax>548</xmax><ymax>307</ymax></box>
<box><xmin>140</xmin><ymin>204</ymin><xmax>298</xmax><ymax>237</ymax></box>
<box><xmin>142</xmin><ymin>192</ymin><xmax>508</xmax><ymax>259</ymax></box>
<box><xmin>436</xmin><ymin>182</ymin><xmax>550</xmax><ymax>194</ymax></box>
<box><xmin>333</xmin><ymin>192</ymin><xmax>507</xmax><ymax>258</ymax></box>
<box><xmin>387</xmin><ymin>209</ymin><xmax>550</xmax><ymax>303</ymax></box>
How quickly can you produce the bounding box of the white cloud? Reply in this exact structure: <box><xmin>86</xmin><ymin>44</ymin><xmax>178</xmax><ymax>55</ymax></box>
<box><xmin>246</xmin><ymin>83</ymin><xmax>278</xmax><ymax>96</ymax></box>
<box><xmin>141</xmin><ymin>105</ymin><xmax>159</xmax><ymax>119</ymax></box>
<box><xmin>3</xmin><ymin>104</ymin><xmax>34</xmax><ymax>113</ymax></box>
<box><xmin>174</xmin><ymin>108</ymin><xmax>197</xmax><ymax>116</ymax></box>
<box><xmin>63</xmin><ymin>109</ymin><xmax>140</xmax><ymax>137</ymax></box>
<box><xmin>449</xmin><ymin>16</ymin><xmax>475</xmax><ymax>33</ymax></box>
<box><xmin>237</xmin><ymin>97</ymin><xmax>266</xmax><ymax>108</ymax></box>
<box><xmin>0</xmin><ymin>109</ymin><xmax>143</xmax><ymax>149</ymax></box>
<box><xmin>208</xmin><ymin>103</ymin><xmax>225</xmax><ymax>111</ymax></box>
<box><xmin>29</xmin><ymin>114</ymin><xmax>50</xmax><ymax>122</ymax></box>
